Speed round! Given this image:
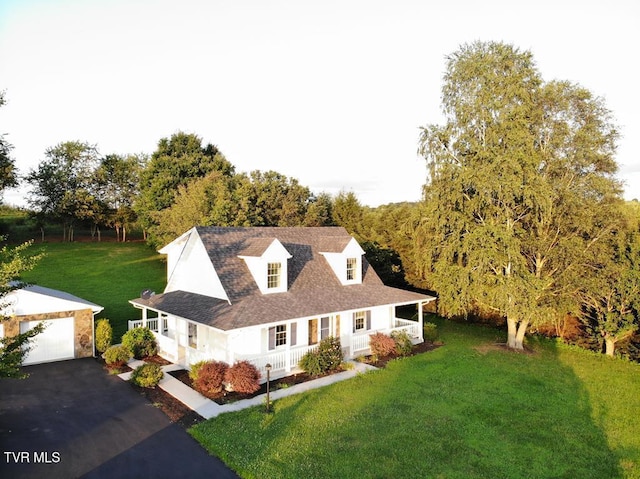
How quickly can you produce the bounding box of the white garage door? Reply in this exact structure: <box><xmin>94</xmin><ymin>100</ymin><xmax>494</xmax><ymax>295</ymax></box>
<box><xmin>20</xmin><ymin>318</ymin><xmax>75</xmax><ymax>365</ymax></box>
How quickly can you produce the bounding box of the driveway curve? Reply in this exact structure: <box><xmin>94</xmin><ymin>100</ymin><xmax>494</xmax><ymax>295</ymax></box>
<box><xmin>0</xmin><ymin>358</ymin><xmax>239</xmax><ymax>479</ymax></box>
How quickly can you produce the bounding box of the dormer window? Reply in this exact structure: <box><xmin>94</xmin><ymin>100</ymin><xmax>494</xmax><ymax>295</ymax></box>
<box><xmin>267</xmin><ymin>262</ymin><xmax>282</xmax><ymax>289</ymax></box>
<box><xmin>319</xmin><ymin>236</ymin><xmax>365</xmax><ymax>285</ymax></box>
<box><xmin>238</xmin><ymin>238</ymin><xmax>292</xmax><ymax>294</ymax></box>
<box><xmin>346</xmin><ymin>257</ymin><xmax>357</xmax><ymax>281</ymax></box>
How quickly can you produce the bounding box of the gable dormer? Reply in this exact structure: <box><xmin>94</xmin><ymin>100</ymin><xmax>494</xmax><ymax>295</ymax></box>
<box><xmin>319</xmin><ymin>236</ymin><xmax>365</xmax><ymax>285</ymax></box>
<box><xmin>238</xmin><ymin>238</ymin><xmax>292</xmax><ymax>294</ymax></box>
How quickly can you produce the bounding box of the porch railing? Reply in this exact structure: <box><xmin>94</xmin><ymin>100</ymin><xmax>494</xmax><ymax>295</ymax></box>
<box><xmin>237</xmin><ymin>343</ymin><xmax>319</xmax><ymax>376</ymax></box>
<box><xmin>128</xmin><ymin>318</ymin><xmax>160</xmax><ymax>331</ymax></box>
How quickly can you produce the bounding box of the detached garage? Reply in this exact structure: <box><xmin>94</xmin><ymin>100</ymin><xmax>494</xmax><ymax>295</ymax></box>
<box><xmin>1</xmin><ymin>285</ymin><xmax>103</xmax><ymax>365</ymax></box>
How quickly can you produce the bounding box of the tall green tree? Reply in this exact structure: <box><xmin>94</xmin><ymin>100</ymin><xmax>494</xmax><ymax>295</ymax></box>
<box><xmin>0</xmin><ymin>239</ymin><xmax>45</xmax><ymax>378</ymax></box>
<box><xmin>0</xmin><ymin>92</ymin><xmax>18</xmax><ymax>197</ymax></box>
<box><xmin>579</xmin><ymin>201</ymin><xmax>640</xmax><ymax>356</ymax></box>
<box><xmin>135</xmin><ymin>132</ymin><xmax>234</xmax><ymax>246</ymax></box>
<box><xmin>244</xmin><ymin>170</ymin><xmax>311</xmax><ymax>226</ymax></box>
<box><xmin>94</xmin><ymin>153</ymin><xmax>145</xmax><ymax>241</ymax></box>
<box><xmin>414</xmin><ymin>41</ymin><xmax>622</xmax><ymax>350</ymax></box>
<box><xmin>331</xmin><ymin>191</ymin><xmax>366</xmax><ymax>241</ymax></box>
<box><xmin>26</xmin><ymin>141</ymin><xmax>101</xmax><ymax>241</ymax></box>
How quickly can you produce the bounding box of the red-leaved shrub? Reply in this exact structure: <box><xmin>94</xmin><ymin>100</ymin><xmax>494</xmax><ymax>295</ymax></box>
<box><xmin>225</xmin><ymin>361</ymin><xmax>261</xmax><ymax>394</ymax></box>
<box><xmin>369</xmin><ymin>332</ymin><xmax>396</xmax><ymax>357</ymax></box>
<box><xmin>194</xmin><ymin>360</ymin><xmax>228</xmax><ymax>397</ymax></box>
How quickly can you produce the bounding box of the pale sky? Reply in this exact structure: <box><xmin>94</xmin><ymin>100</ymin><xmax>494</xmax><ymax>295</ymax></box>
<box><xmin>1</xmin><ymin>0</ymin><xmax>638</xmax><ymax>207</ymax></box>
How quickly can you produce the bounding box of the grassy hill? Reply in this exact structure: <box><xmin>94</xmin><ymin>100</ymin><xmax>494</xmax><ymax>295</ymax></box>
<box><xmin>20</xmin><ymin>241</ymin><xmax>165</xmax><ymax>340</ymax></box>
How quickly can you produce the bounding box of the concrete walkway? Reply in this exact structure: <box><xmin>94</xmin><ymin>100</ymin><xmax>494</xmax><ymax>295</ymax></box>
<box><xmin>119</xmin><ymin>360</ymin><xmax>377</xmax><ymax>419</ymax></box>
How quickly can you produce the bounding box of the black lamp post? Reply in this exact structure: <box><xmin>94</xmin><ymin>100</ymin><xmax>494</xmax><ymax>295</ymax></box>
<box><xmin>265</xmin><ymin>363</ymin><xmax>272</xmax><ymax>413</ymax></box>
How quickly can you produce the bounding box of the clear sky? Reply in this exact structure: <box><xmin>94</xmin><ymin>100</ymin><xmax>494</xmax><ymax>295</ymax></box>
<box><xmin>1</xmin><ymin>0</ymin><xmax>638</xmax><ymax>207</ymax></box>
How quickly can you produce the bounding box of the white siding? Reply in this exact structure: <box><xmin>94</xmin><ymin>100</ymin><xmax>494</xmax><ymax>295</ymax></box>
<box><xmin>164</xmin><ymin>230</ymin><xmax>228</xmax><ymax>300</ymax></box>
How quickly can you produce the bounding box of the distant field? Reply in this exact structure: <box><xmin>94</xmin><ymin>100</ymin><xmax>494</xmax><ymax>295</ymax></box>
<box><xmin>191</xmin><ymin>318</ymin><xmax>640</xmax><ymax>479</ymax></box>
<box><xmin>20</xmin><ymin>241</ymin><xmax>166</xmax><ymax>340</ymax></box>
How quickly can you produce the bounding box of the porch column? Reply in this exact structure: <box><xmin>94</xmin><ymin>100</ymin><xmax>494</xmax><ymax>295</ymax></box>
<box><xmin>418</xmin><ymin>301</ymin><xmax>424</xmax><ymax>341</ymax></box>
<box><xmin>142</xmin><ymin>308</ymin><xmax>147</xmax><ymax>327</ymax></box>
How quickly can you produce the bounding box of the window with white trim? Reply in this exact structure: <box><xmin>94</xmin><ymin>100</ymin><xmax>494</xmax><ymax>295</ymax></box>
<box><xmin>267</xmin><ymin>262</ymin><xmax>282</xmax><ymax>289</ymax></box>
<box><xmin>346</xmin><ymin>257</ymin><xmax>357</xmax><ymax>281</ymax></box>
<box><xmin>269</xmin><ymin>323</ymin><xmax>290</xmax><ymax>350</ymax></box>
<box><xmin>353</xmin><ymin>310</ymin><xmax>371</xmax><ymax>333</ymax></box>
<box><xmin>320</xmin><ymin>316</ymin><xmax>331</xmax><ymax>340</ymax></box>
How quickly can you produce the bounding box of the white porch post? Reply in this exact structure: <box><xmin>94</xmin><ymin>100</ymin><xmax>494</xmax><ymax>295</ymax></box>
<box><xmin>418</xmin><ymin>301</ymin><xmax>424</xmax><ymax>341</ymax></box>
<box><xmin>285</xmin><ymin>342</ymin><xmax>291</xmax><ymax>372</ymax></box>
<box><xmin>142</xmin><ymin>308</ymin><xmax>148</xmax><ymax>328</ymax></box>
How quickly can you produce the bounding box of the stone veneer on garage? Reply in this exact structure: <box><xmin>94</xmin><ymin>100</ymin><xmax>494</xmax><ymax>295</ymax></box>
<box><xmin>4</xmin><ymin>309</ymin><xmax>95</xmax><ymax>359</ymax></box>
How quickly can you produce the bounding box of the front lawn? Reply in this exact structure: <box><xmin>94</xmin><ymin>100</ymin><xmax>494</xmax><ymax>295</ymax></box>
<box><xmin>190</xmin><ymin>318</ymin><xmax>640</xmax><ymax>479</ymax></box>
<box><xmin>21</xmin><ymin>241</ymin><xmax>165</xmax><ymax>340</ymax></box>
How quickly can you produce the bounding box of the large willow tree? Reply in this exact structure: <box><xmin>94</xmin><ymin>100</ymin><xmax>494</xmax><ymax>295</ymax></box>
<box><xmin>415</xmin><ymin>41</ymin><xmax>622</xmax><ymax>350</ymax></box>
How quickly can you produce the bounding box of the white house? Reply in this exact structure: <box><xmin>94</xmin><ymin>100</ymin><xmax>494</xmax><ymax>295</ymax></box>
<box><xmin>129</xmin><ymin>227</ymin><xmax>435</xmax><ymax>381</ymax></box>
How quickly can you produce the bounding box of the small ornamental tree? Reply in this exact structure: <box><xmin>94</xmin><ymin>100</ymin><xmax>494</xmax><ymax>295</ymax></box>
<box><xmin>225</xmin><ymin>361</ymin><xmax>260</xmax><ymax>394</ymax></box>
<box><xmin>122</xmin><ymin>327</ymin><xmax>157</xmax><ymax>359</ymax></box>
<box><xmin>194</xmin><ymin>360</ymin><xmax>228</xmax><ymax>397</ymax></box>
<box><xmin>95</xmin><ymin>318</ymin><xmax>113</xmax><ymax>354</ymax></box>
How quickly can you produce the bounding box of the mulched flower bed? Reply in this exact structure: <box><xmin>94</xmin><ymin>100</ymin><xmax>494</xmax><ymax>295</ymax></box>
<box><xmin>168</xmin><ymin>340</ymin><xmax>443</xmax><ymax>406</ymax></box>
<box><xmin>168</xmin><ymin>367</ymin><xmax>343</xmax><ymax>405</ymax></box>
<box><xmin>109</xmin><ymin>342</ymin><xmax>443</xmax><ymax>430</ymax></box>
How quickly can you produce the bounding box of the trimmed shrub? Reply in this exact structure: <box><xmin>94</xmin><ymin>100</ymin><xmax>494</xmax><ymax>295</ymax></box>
<box><xmin>423</xmin><ymin>322</ymin><xmax>438</xmax><ymax>342</ymax></box>
<box><xmin>194</xmin><ymin>361</ymin><xmax>229</xmax><ymax>397</ymax></box>
<box><xmin>188</xmin><ymin>360</ymin><xmax>208</xmax><ymax>382</ymax></box>
<box><xmin>225</xmin><ymin>361</ymin><xmax>261</xmax><ymax>394</ymax></box>
<box><xmin>104</xmin><ymin>345</ymin><xmax>131</xmax><ymax>368</ymax></box>
<box><xmin>369</xmin><ymin>332</ymin><xmax>396</xmax><ymax>357</ymax></box>
<box><xmin>130</xmin><ymin>363</ymin><xmax>164</xmax><ymax>388</ymax></box>
<box><xmin>318</xmin><ymin>336</ymin><xmax>343</xmax><ymax>371</ymax></box>
<box><xmin>299</xmin><ymin>336</ymin><xmax>343</xmax><ymax>376</ymax></box>
<box><xmin>392</xmin><ymin>330</ymin><xmax>413</xmax><ymax>357</ymax></box>
<box><xmin>122</xmin><ymin>327</ymin><xmax>158</xmax><ymax>359</ymax></box>
<box><xmin>95</xmin><ymin>318</ymin><xmax>113</xmax><ymax>354</ymax></box>
<box><xmin>299</xmin><ymin>349</ymin><xmax>323</xmax><ymax>376</ymax></box>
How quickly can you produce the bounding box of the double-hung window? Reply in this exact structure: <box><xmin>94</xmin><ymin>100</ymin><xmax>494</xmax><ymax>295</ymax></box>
<box><xmin>353</xmin><ymin>310</ymin><xmax>371</xmax><ymax>333</ymax></box>
<box><xmin>267</xmin><ymin>262</ymin><xmax>282</xmax><ymax>289</ymax></box>
<box><xmin>268</xmin><ymin>323</ymin><xmax>296</xmax><ymax>350</ymax></box>
<box><xmin>346</xmin><ymin>257</ymin><xmax>357</xmax><ymax>281</ymax></box>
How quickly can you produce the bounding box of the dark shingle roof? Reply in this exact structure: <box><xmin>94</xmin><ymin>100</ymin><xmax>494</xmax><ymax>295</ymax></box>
<box><xmin>131</xmin><ymin>227</ymin><xmax>431</xmax><ymax>330</ymax></box>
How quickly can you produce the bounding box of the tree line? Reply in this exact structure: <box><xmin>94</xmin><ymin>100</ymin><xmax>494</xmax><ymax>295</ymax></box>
<box><xmin>1</xmin><ymin>40</ymin><xmax>639</xmax><ymax>363</ymax></box>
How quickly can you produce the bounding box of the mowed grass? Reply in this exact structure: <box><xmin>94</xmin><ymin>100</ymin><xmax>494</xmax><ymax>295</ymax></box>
<box><xmin>190</xmin><ymin>318</ymin><xmax>640</xmax><ymax>479</ymax></box>
<box><xmin>20</xmin><ymin>241</ymin><xmax>166</xmax><ymax>340</ymax></box>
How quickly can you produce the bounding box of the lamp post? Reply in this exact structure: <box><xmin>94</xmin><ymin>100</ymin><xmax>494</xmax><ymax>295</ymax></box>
<box><xmin>265</xmin><ymin>363</ymin><xmax>272</xmax><ymax>413</ymax></box>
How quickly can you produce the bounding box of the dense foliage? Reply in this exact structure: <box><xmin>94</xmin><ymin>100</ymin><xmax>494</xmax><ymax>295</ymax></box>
<box><xmin>413</xmin><ymin>41</ymin><xmax>624</xmax><ymax>350</ymax></box>
<box><xmin>130</xmin><ymin>363</ymin><xmax>164</xmax><ymax>388</ymax></box>
<box><xmin>121</xmin><ymin>327</ymin><xmax>158</xmax><ymax>359</ymax></box>
<box><xmin>194</xmin><ymin>360</ymin><xmax>229</xmax><ymax>397</ymax></box>
<box><xmin>299</xmin><ymin>336</ymin><xmax>343</xmax><ymax>376</ymax></box>
<box><xmin>0</xmin><ymin>238</ymin><xmax>45</xmax><ymax>378</ymax></box>
<box><xmin>103</xmin><ymin>344</ymin><xmax>132</xmax><ymax>368</ymax></box>
<box><xmin>225</xmin><ymin>361</ymin><xmax>261</xmax><ymax>394</ymax></box>
<box><xmin>95</xmin><ymin>318</ymin><xmax>113</xmax><ymax>354</ymax></box>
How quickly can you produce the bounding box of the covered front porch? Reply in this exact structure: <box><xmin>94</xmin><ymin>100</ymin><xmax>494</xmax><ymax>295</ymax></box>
<box><xmin>128</xmin><ymin>300</ymin><xmax>430</xmax><ymax>382</ymax></box>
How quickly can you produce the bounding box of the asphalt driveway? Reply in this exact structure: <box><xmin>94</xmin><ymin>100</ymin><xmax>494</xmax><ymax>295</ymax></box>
<box><xmin>0</xmin><ymin>358</ymin><xmax>239</xmax><ymax>479</ymax></box>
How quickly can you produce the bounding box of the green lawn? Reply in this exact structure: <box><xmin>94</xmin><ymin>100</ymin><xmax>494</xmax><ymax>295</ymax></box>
<box><xmin>15</xmin><ymin>242</ymin><xmax>640</xmax><ymax>478</ymax></box>
<box><xmin>20</xmin><ymin>241</ymin><xmax>166</xmax><ymax>340</ymax></box>
<box><xmin>190</xmin><ymin>318</ymin><xmax>640</xmax><ymax>479</ymax></box>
